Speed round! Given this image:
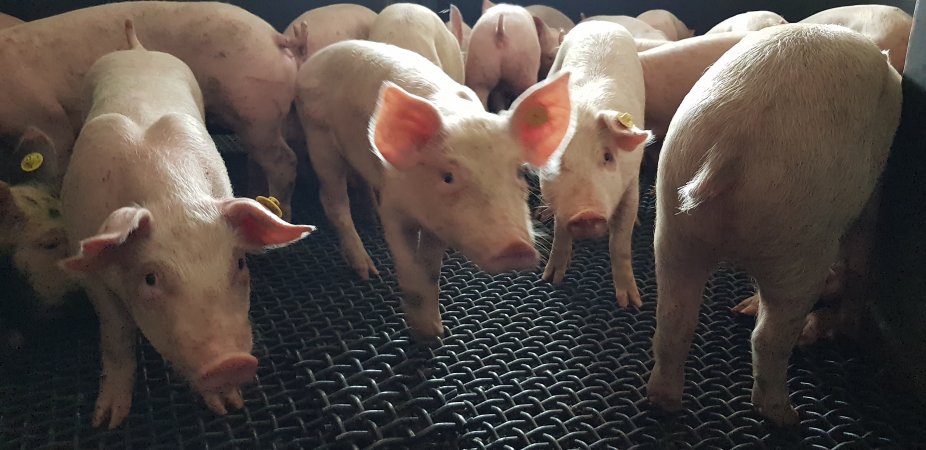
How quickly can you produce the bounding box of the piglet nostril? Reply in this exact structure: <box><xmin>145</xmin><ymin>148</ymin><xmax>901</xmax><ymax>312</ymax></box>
<box><xmin>485</xmin><ymin>240</ymin><xmax>540</xmax><ymax>273</ymax></box>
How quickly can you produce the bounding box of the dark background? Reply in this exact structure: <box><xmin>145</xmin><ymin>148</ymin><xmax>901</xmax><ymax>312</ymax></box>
<box><xmin>0</xmin><ymin>0</ymin><xmax>916</xmax><ymax>34</ymax></box>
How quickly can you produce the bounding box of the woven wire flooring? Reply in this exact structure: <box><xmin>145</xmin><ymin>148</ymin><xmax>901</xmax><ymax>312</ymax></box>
<box><xmin>2</xmin><ymin>134</ymin><xmax>925</xmax><ymax>449</ymax></box>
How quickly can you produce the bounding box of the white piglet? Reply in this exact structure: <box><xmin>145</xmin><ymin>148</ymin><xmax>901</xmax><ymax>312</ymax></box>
<box><xmin>446</xmin><ymin>4</ymin><xmax>473</xmax><ymax>59</ymax></box>
<box><xmin>370</xmin><ymin>2</ymin><xmax>465</xmax><ymax>84</ymax></box>
<box><xmin>296</xmin><ymin>40</ymin><xmax>575</xmax><ymax>342</ymax></box>
<box><xmin>706</xmin><ymin>11</ymin><xmax>788</xmax><ymax>34</ymax></box>
<box><xmin>539</xmin><ymin>20</ymin><xmax>652</xmax><ymax>308</ymax></box>
<box><xmin>646</xmin><ymin>24</ymin><xmax>901</xmax><ymax>426</ymax></box>
<box><xmin>465</xmin><ymin>0</ymin><xmax>543</xmax><ymax>111</ymax></box>
<box><xmin>59</xmin><ymin>21</ymin><xmax>315</xmax><ymax>429</ymax></box>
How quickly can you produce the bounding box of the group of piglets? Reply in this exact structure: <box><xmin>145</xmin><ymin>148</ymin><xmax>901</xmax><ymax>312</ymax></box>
<box><xmin>0</xmin><ymin>0</ymin><xmax>913</xmax><ymax>432</ymax></box>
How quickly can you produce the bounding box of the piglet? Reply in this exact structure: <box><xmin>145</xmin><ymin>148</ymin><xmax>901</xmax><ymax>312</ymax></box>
<box><xmin>639</xmin><ymin>32</ymin><xmax>748</xmax><ymax>140</ymax></box>
<box><xmin>580</xmin><ymin>15</ymin><xmax>669</xmax><ymax>40</ymax></box>
<box><xmin>637</xmin><ymin>9</ymin><xmax>694</xmax><ymax>40</ymax></box>
<box><xmin>0</xmin><ymin>12</ymin><xmax>23</xmax><ymax>29</ymax></box>
<box><xmin>296</xmin><ymin>39</ymin><xmax>574</xmax><ymax>342</ymax></box>
<box><xmin>59</xmin><ymin>20</ymin><xmax>314</xmax><ymax>429</ymax></box>
<box><xmin>0</xmin><ymin>181</ymin><xmax>82</xmax><ymax>352</ymax></box>
<box><xmin>706</xmin><ymin>11</ymin><xmax>787</xmax><ymax>34</ymax></box>
<box><xmin>370</xmin><ymin>2</ymin><xmax>465</xmax><ymax>84</ymax></box>
<box><xmin>466</xmin><ymin>0</ymin><xmax>543</xmax><ymax>111</ymax></box>
<box><xmin>646</xmin><ymin>23</ymin><xmax>901</xmax><ymax>426</ymax></box>
<box><xmin>539</xmin><ymin>20</ymin><xmax>651</xmax><ymax>308</ymax></box>
<box><xmin>283</xmin><ymin>3</ymin><xmax>377</xmax><ymax>67</ymax></box>
<box><xmin>446</xmin><ymin>4</ymin><xmax>473</xmax><ymax>59</ymax></box>
<box><xmin>800</xmin><ymin>4</ymin><xmax>912</xmax><ymax>73</ymax></box>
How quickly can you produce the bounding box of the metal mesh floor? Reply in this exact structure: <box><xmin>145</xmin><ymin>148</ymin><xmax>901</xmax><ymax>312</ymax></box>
<box><xmin>2</xmin><ymin>135</ymin><xmax>925</xmax><ymax>449</ymax></box>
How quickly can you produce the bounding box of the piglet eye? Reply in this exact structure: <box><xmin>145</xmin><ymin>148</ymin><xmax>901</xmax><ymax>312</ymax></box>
<box><xmin>144</xmin><ymin>273</ymin><xmax>157</xmax><ymax>286</ymax></box>
<box><xmin>442</xmin><ymin>172</ymin><xmax>454</xmax><ymax>184</ymax></box>
<box><xmin>603</xmin><ymin>151</ymin><xmax>614</xmax><ymax>162</ymax></box>
<box><xmin>238</xmin><ymin>258</ymin><xmax>246</xmax><ymax>270</ymax></box>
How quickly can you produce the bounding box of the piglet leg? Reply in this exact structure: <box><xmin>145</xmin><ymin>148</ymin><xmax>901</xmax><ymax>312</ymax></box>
<box><xmin>88</xmin><ymin>282</ymin><xmax>138</xmax><ymax>430</ymax></box>
<box><xmin>541</xmin><ymin>220</ymin><xmax>573</xmax><ymax>285</ymax></box>
<box><xmin>304</xmin><ymin>123</ymin><xmax>378</xmax><ymax>279</ymax></box>
<box><xmin>609</xmin><ymin>180</ymin><xmax>642</xmax><ymax>308</ymax></box>
<box><xmin>382</xmin><ymin>212</ymin><xmax>446</xmax><ymax>344</ymax></box>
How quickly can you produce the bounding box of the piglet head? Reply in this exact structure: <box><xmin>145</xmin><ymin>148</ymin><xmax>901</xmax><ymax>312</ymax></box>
<box><xmin>60</xmin><ymin>199</ymin><xmax>314</xmax><ymax>400</ymax></box>
<box><xmin>540</xmin><ymin>108</ymin><xmax>651</xmax><ymax>240</ymax></box>
<box><xmin>369</xmin><ymin>71</ymin><xmax>575</xmax><ymax>274</ymax></box>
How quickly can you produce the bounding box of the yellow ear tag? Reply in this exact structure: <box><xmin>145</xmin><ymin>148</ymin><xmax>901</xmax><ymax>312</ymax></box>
<box><xmin>20</xmin><ymin>152</ymin><xmax>44</xmax><ymax>173</ymax></box>
<box><xmin>256</xmin><ymin>195</ymin><xmax>283</xmax><ymax>218</ymax></box>
<box><xmin>617</xmin><ymin>112</ymin><xmax>635</xmax><ymax>129</ymax></box>
<box><xmin>524</xmin><ymin>106</ymin><xmax>549</xmax><ymax>127</ymax></box>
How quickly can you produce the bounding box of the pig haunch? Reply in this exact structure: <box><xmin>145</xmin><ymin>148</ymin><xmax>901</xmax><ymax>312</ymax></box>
<box><xmin>647</xmin><ymin>24</ymin><xmax>901</xmax><ymax>427</ymax></box>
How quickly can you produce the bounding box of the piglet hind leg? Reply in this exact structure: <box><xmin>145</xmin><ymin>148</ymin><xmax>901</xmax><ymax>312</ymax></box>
<box><xmin>646</xmin><ymin>233</ymin><xmax>715</xmax><ymax>413</ymax></box>
<box><xmin>87</xmin><ymin>283</ymin><xmax>138</xmax><ymax>429</ymax></box>
<box><xmin>609</xmin><ymin>181</ymin><xmax>642</xmax><ymax>308</ymax></box>
<box><xmin>382</xmin><ymin>213</ymin><xmax>446</xmax><ymax>345</ymax></box>
<box><xmin>239</xmin><ymin>123</ymin><xmax>298</xmax><ymax>222</ymax></box>
<box><xmin>304</xmin><ymin>123</ymin><xmax>378</xmax><ymax>279</ymax></box>
<box><xmin>749</xmin><ymin>255</ymin><xmax>832</xmax><ymax>427</ymax></box>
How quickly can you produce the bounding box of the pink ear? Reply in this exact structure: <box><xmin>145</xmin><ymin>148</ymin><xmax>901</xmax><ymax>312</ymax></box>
<box><xmin>221</xmin><ymin>198</ymin><xmax>315</xmax><ymax>250</ymax></box>
<box><xmin>482</xmin><ymin>0</ymin><xmax>495</xmax><ymax>14</ymax></box>
<box><xmin>508</xmin><ymin>71</ymin><xmax>574</xmax><ymax>167</ymax></box>
<box><xmin>449</xmin><ymin>4</ymin><xmax>465</xmax><ymax>46</ymax></box>
<box><xmin>369</xmin><ymin>82</ymin><xmax>443</xmax><ymax>171</ymax></box>
<box><xmin>59</xmin><ymin>206</ymin><xmax>152</xmax><ymax>273</ymax></box>
<box><xmin>597</xmin><ymin>110</ymin><xmax>652</xmax><ymax>151</ymax></box>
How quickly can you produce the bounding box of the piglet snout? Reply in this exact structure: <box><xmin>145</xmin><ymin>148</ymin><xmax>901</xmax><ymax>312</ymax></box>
<box><xmin>195</xmin><ymin>353</ymin><xmax>258</xmax><ymax>392</ymax></box>
<box><xmin>567</xmin><ymin>211</ymin><xmax>608</xmax><ymax>239</ymax></box>
<box><xmin>486</xmin><ymin>241</ymin><xmax>540</xmax><ymax>273</ymax></box>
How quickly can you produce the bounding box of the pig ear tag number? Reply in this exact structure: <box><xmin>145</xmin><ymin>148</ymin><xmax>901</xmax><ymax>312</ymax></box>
<box><xmin>20</xmin><ymin>152</ymin><xmax>43</xmax><ymax>173</ymax></box>
<box><xmin>256</xmin><ymin>196</ymin><xmax>283</xmax><ymax>218</ymax></box>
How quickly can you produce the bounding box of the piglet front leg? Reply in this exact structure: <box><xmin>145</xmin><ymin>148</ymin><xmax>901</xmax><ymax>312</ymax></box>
<box><xmin>381</xmin><ymin>212</ymin><xmax>446</xmax><ymax>344</ymax></box>
<box><xmin>87</xmin><ymin>282</ymin><xmax>138</xmax><ymax>429</ymax></box>
<box><xmin>609</xmin><ymin>181</ymin><xmax>642</xmax><ymax>308</ymax></box>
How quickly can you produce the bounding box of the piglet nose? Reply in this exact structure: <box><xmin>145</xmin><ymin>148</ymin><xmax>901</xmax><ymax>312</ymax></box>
<box><xmin>195</xmin><ymin>353</ymin><xmax>258</xmax><ymax>392</ymax></box>
<box><xmin>567</xmin><ymin>211</ymin><xmax>608</xmax><ymax>240</ymax></box>
<box><xmin>490</xmin><ymin>240</ymin><xmax>540</xmax><ymax>272</ymax></box>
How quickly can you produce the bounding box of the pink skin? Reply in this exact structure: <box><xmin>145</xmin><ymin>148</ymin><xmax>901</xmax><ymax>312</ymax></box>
<box><xmin>800</xmin><ymin>4</ymin><xmax>911</xmax><ymax>73</ymax></box>
<box><xmin>59</xmin><ymin>22</ymin><xmax>314</xmax><ymax>430</ymax></box>
<box><xmin>636</xmin><ymin>9</ymin><xmax>693</xmax><ymax>41</ymax></box>
<box><xmin>0</xmin><ymin>12</ymin><xmax>23</xmax><ymax>30</ymax></box>
<box><xmin>524</xmin><ymin>5</ymin><xmax>575</xmax><ymax>32</ymax></box>
<box><xmin>646</xmin><ymin>24</ymin><xmax>901</xmax><ymax>427</ymax></box>
<box><xmin>0</xmin><ymin>2</ymin><xmax>300</xmax><ymax>220</ymax></box>
<box><xmin>539</xmin><ymin>21</ymin><xmax>651</xmax><ymax>309</ymax></box>
<box><xmin>296</xmin><ymin>40</ymin><xmax>575</xmax><ymax>342</ymax></box>
<box><xmin>707</xmin><ymin>11</ymin><xmax>788</xmax><ymax>34</ymax></box>
<box><xmin>369</xmin><ymin>3</ymin><xmax>465</xmax><ymax>84</ymax></box>
<box><xmin>580</xmin><ymin>15</ymin><xmax>669</xmax><ymax>40</ymax></box>
<box><xmin>639</xmin><ymin>32</ymin><xmax>748</xmax><ymax>140</ymax></box>
<box><xmin>465</xmin><ymin>0</ymin><xmax>542</xmax><ymax>110</ymax></box>
<box><xmin>282</xmin><ymin>3</ymin><xmax>377</xmax><ymax>67</ymax></box>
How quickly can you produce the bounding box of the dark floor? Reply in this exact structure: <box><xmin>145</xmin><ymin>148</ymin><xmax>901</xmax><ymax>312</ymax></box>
<box><xmin>1</xmin><ymin>135</ymin><xmax>925</xmax><ymax>449</ymax></box>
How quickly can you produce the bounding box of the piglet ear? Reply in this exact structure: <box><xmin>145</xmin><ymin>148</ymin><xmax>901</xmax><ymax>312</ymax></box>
<box><xmin>59</xmin><ymin>206</ymin><xmax>152</xmax><ymax>273</ymax></box>
<box><xmin>508</xmin><ymin>70</ymin><xmax>575</xmax><ymax>167</ymax></box>
<box><xmin>369</xmin><ymin>82</ymin><xmax>443</xmax><ymax>171</ymax></box>
<box><xmin>449</xmin><ymin>4</ymin><xmax>465</xmax><ymax>46</ymax></box>
<box><xmin>597</xmin><ymin>110</ymin><xmax>652</xmax><ymax>151</ymax></box>
<box><xmin>221</xmin><ymin>198</ymin><xmax>315</xmax><ymax>251</ymax></box>
<box><xmin>482</xmin><ymin>0</ymin><xmax>495</xmax><ymax>14</ymax></box>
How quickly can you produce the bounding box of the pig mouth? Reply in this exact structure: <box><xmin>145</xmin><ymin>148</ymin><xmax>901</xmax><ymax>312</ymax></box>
<box><xmin>192</xmin><ymin>353</ymin><xmax>259</xmax><ymax>393</ymax></box>
<box><xmin>566</xmin><ymin>211</ymin><xmax>610</xmax><ymax>240</ymax></box>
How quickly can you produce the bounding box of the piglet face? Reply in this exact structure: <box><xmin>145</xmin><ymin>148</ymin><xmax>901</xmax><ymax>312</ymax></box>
<box><xmin>370</xmin><ymin>72</ymin><xmax>576</xmax><ymax>274</ymax></box>
<box><xmin>61</xmin><ymin>199</ymin><xmax>314</xmax><ymax>396</ymax></box>
<box><xmin>540</xmin><ymin>108</ymin><xmax>651</xmax><ymax>240</ymax></box>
